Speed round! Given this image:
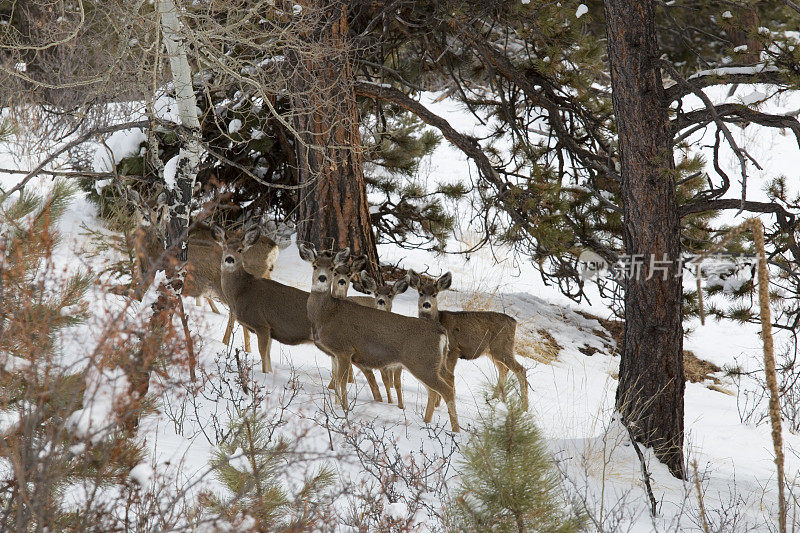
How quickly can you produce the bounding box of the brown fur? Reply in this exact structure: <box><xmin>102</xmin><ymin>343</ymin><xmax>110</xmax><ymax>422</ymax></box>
<box><xmin>301</xmin><ymin>246</ymin><xmax>459</xmax><ymax>431</ymax></box>
<box><xmin>408</xmin><ymin>270</ymin><xmax>529</xmax><ymax>410</ymax></box>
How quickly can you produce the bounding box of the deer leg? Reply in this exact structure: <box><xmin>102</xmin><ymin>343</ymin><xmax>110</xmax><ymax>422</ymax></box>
<box><xmin>506</xmin><ymin>358</ymin><xmax>529</xmax><ymax>411</ymax></box>
<box><xmin>393</xmin><ymin>368</ymin><xmax>403</xmax><ymax>410</ymax></box>
<box><xmin>348</xmin><ymin>364</ymin><xmax>355</xmax><ymax>383</ymax></box>
<box><xmin>424</xmin><ymin>387</ymin><xmax>439</xmax><ymax>424</ymax></box>
<box><xmin>206</xmin><ymin>298</ymin><xmax>221</xmax><ymax>315</ymax></box>
<box><xmin>430</xmin><ymin>374</ymin><xmax>459</xmax><ymax>432</ymax></box>
<box><xmin>195</xmin><ymin>297</ymin><xmax>202</xmax><ymax>307</ymax></box>
<box><xmin>335</xmin><ymin>354</ymin><xmax>352</xmax><ymax>411</ymax></box>
<box><xmin>380</xmin><ymin>369</ymin><xmax>394</xmax><ymax>404</ymax></box>
<box><xmin>357</xmin><ymin>365</ymin><xmax>383</xmax><ymax>402</ymax></box>
<box><xmin>327</xmin><ymin>359</ymin><xmax>337</xmax><ymax>390</ymax></box>
<box><xmin>492</xmin><ymin>360</ymin><xmax>509</xmax><ymax>401</ymax></box>
<box><xmin>222</xmin><ymin>313</ymin><xmax>235</xmax><ymax>345</ymax></box>
<box><xmin>243</xmin><ymin>326</ymin><xmax>252</xmax><ymax>352</ymax></box>
<box><xmin>435</xmin><ymin>351</ymin><xmax>458</xmax><ymax>408</ymax></box>
<box><xmin>257</xmin><ymin>330</ymin><xmax>273</xmax><ymax>373</ymax></box>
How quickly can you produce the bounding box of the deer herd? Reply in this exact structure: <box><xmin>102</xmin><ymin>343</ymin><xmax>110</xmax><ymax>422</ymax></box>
<box><xmin>134</xmin><ymin>221</ymin><xmax>529</xmax><ymax>433</ymax></box>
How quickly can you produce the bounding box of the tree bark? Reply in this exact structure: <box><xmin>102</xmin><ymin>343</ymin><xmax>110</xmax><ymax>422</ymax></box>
<box><xmin>603</xmin><ymin>0</ymin><xmax>686</xmax><ymax>478</ymax></box>
<box><xmin>159</xmin><ymin>0</ymin><xmax>202</xmax><ymax>283</ymax></box>
<box><xmin>288</xmin><ymin>2</ymin><xmax>380</xmax><ymax>276</ymax></box>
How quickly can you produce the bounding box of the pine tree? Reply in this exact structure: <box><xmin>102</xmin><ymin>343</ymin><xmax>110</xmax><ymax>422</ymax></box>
<box><xmin>447</xmin><ymin>392</ymin><xmax>581</xmax><ymax>533</ymax></box>
<box><xmin>203</xmin><ymin>408</ymin><xmax>336</xmax><ymax>530</ymax></box>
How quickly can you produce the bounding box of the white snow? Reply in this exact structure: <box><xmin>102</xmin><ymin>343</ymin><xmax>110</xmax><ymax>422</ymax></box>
<box><xmin>734</xmin><ymin>44</ymin><xmax>749</xmax><ymax>53</ymax></box>
<box><xmin>575</xmin><ymin>4</ymin><xmax>588</xmax><ymax>19</ymax></box>
<box><xmin>130</xmin><ymin>463</ymin><xmax>155</xmax><ymax>489</ymax></box>
<box><xmin>688</xmin><ymin>64</ymin><xmax>780</xmax><ymax>80</ymax></box>
<box><xmin>227</xmin><ymin>118</ymin><xmax>242</xmax><ymax>134</ymax></box>
<box><xmin>722</xmin><ymin>10</ymin><xmax>733</xmax><ymax>19</ymax></box>
<box><xmin>66</xmin><ymin>366</ymin><xmax>130</xmax><ymax>444</ymax></box>
<box><xmin>227</xmin><ymin>447</ymin><xmax>253</xmax><ymax>473</ymax></box>
<box><xmin>740</xmin><ymin>90</ymin><xmax>766</xmax><ymax>105</ymax></box>
<box><xmin>163</xmin><ymin>154</ymin><xmax>180</xmax><ymax>191</ymax></box>
<box><xmin>1</xmin><ymin>354</ymin><xmax>31</xmax><ymax>373</ymax></box>
<box><xmin>92</xmin><ymin>128</ymin><xmax>147</xmax><ymax>173</ymax></box>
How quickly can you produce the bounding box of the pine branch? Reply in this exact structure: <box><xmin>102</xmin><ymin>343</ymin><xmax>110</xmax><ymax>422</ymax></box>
<box><xmin>664</xmin><ymin>68</ymin><xmax>788</xmax><ymax>102</ymax></box>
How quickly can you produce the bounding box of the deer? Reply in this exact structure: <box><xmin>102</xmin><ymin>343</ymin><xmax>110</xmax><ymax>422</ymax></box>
<box><xmin>212</xmin><ymin>227</ymin><xmax>385</xmax><ymax>402</ymax></box>
<box><xmin>300</xmin><ymin>244</ymin><xmax>459</xmax><ymax>432</ymax></box>
<box><xmin>408</xmin><ymin>270</ymin><xmax>528</xmax><ymax>411</ymax></box>
<box><xmin>330</xmin><ymin>258</ymin><xmax>410</xmax><ymax>408</ymax></box>
<box><xmin>132</xmin><ymin>216</ymin><xmax>278</xmax><ymax>352</ymax></box>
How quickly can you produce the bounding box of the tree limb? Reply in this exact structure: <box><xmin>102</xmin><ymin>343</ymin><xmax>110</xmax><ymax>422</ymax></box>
<box><xmin>353</xmin><ymin>80</ymin><xmax>501</xmax><ymax>184</ymax></box>
<box><xmin>664</xmin><ymin>69</ymin><xmax>787</xmax><ymax>103</ymax></box>
<box><xmin>1</xmin><ymin>120</ymin><xmax>151</xmax><ymax>199</ymax></box>
<box><xmin>672</xmin><ymin>103</ymin><xmax>800</xmax><ymax>149</ymax></box>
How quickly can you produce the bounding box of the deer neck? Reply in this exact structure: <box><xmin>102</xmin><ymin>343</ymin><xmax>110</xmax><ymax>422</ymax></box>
<box><xmin>419</xmin><ymin>307</ymin><xmax>440</xmax><ymax>322</ymax></box>
<box><xmin>220</xmin><ymin>263</ymin><xmax>256</xmax><ymax>301</ymax></box>
<box><xmin>306</xmin><ymin>285</ymin><xmax>338</xmax><ymax>324</ymax></box>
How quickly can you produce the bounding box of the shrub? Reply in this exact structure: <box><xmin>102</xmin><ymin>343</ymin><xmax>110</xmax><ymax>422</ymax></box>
<box><xmin>446</xmin><ymin>391</ymin><xmax>582</xmax><ymax>533</ymax></box>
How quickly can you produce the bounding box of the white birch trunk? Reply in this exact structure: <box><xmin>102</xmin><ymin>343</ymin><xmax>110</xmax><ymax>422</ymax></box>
<box><xmin>157</xmin><ymin>0</ymin><xmax>202</xmax><ymax>295</ymax></box>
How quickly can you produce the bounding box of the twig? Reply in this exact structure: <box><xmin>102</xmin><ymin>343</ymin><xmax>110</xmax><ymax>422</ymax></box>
<box><xmin>623</xmin><ymin>421</ymin><xmax>658</xmax><ymax>517</ymax></box>
<box><xmin>1</xmin><ymin>120</ymin><xmax>150</xmax><ymax>199</ymax></box>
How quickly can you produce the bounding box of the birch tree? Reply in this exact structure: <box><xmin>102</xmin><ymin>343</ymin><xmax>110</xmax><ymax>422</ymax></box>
<box><xmin>157</xmin><ymin>0</ymin><xmax>202</xmax><ymax>294</ymax></box>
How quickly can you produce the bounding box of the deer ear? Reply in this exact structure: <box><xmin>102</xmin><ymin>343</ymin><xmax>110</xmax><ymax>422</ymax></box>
<box><xmin>360</xmin><ymin>271</ymin><xmax>378</xmax><ymax>293</ymax></box>
<box><xmin>350</xmin><ymin>254</ymin><xmax>368</xmax><ymax>274</ymax></box>
<box><xmin>437</xmin><ymin>272</ymin><xmax>452</xmax><ymax>291</ymax></box>
<box><xmin>211</xmin><ymin>224</ymin><xmax>226</xmax><ymax>244</ymax></box>
<box><xmin>334</xmin><ymin>247</ymin><xmax>350</xmax><ymax>264</ymax></box>
<box><xmin>298</xmin><ymin>243</ymin><xmax>316</xmax><ymax>262</ymax></box>
<box><xmin>393</xmin><ymin>277</ymin><xmax>409</xmax><ymax>295</ymax></box>
<box><xmin>243</xmin><ymin>228</ymin><xmax>260</xmax><ymax>248</ymax></box>
<box><xmin>407</xmin><ymin>269</ymin><xmax>421</xmax><ymax>289</ymax></box>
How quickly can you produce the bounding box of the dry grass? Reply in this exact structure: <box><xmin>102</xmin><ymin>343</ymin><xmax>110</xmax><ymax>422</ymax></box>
<box><xmin>515</xmin><ymin>328</ymin><xmax>562</xmax><ymax>364</ymax></box>
<box><xmin>684</xmin><ymin>350</ymin><xmax>722</xmax><ymax>384</ymax></box>
<box><xmin>575</xmin><ymin>311</ymin><xmax>731</xmax><ymax>393</ymax></box>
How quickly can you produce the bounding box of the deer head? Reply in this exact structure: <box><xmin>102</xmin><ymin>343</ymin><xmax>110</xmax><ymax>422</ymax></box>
<box><xmin>299</xmin><ymin>243</ymin><xmax>349</xmax><ymax>293</ymax></box>
<box><xmin>359</xmin><ymin>272</ymin><xmax>410</xmax><ymax>312</ymax></box>
<box><xmin>408</xmin><ymin>270</ymin><xmax>452</xmax><ymax>319</ymax></box>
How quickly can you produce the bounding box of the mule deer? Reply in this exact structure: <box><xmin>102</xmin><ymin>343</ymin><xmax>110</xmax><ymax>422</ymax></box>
<box><xmin>330</xmin><ymin>258</ymin><xmax>410</xmax><ymax>408</ymax></box>
<box><xmin>408</xmin><ymin>270</ymin><xmax>528</xmax><ymax>410</ymax></box>
<box><xmin>300</xmin><ymin>245</ymin><xmax>459</xmax><ymax>431</ymax></box>
<box><xmin>132</xmin><ymin>216</ymin><xmax>278</xmax><ymax>351</ymax></box>
<box><xmin>213</xmin><ymin>228</ymin><xmax>385</xmax><ymax>402</ymax></box>
<box><xmin>356</xmin><ymin>271</ymin><xmax>409</xmax><ymax>409</ymax></box>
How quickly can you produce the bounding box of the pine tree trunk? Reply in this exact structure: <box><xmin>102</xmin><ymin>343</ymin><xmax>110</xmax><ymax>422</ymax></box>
<box><xmin>288</xmin><ymin>1</ymin><xmax>380</xmax><ymax>275</ymax></box>
<box><xmin>603</xmin><ymin>0</ymin><xmax>686</xmax><ymax>478</ymax></box>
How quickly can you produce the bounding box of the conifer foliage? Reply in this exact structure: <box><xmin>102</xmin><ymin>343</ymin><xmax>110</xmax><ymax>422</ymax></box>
<box><xmin>447</xmin><ymin>392</ymin><xmax>581</xmax><ymax>533</ymax></box>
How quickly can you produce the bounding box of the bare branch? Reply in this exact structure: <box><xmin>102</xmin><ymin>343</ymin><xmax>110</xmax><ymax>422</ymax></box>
<box><xmin>1</xmin><ymin>120</ymin><xmax>150</xmax><ymax>198</ymax></box>
<box><xmin>661</xmin><ymin>60</ymin><xmax>750</xmax><ymax>212</ymax></box>
<box><xmin>664</xmin><ymin>68</ymin><xmax>787</xmax><ymax>102</ymax></box>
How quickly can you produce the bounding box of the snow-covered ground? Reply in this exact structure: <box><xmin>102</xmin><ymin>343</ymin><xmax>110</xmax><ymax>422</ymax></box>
<box><xmin>0</xmin><ymin>88</ymin><xmax>796</xmax><ymax>530</ymax></box>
